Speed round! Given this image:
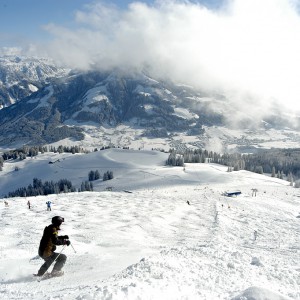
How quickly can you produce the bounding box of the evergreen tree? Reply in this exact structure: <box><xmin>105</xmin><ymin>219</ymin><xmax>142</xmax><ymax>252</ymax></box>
<box><xmin>255</xmin><ymin>166</ymin><xmax>263</xmax><ymax>174</ymax></box>
<box><xmin>271</xmin><ymin>166</ymin><xmax>276</xmax><ymax>177</ymax></box>
<box><xmin>0</xmin><ymin>156</ymin><xmax>3</xmax><ymax>171</ymax></box>
<box><xmin>233</xmin><ymin>164</ymin><xmax>240</xmax><ymax>171</ymax></box>
<box><xmin>88</xmin><ymin>170</ymin><xmax>95</xmax><ymax>181</ymax></box>
<box><xmin>280</xmin><ymin>171</ymin><xmax>284</xmax><ymax>179</ymax></box>
<box><xmin>95</xmin><ymin>170</ymin><xmax>100</xmax><ymax>180</ymax></box>
<box><xmin>103</xmin><ymin>172</ymin><xmax>108</xmax><ymax>181</ymax></box>
<box><xmin>290</xmin><ymin>175</ymin><xmax>294</xmax><ymax>186</ymax></box>
<box><xmin>108</xmin><ymin>171</ymin><xmax>114</xmax><ymax>180</ymax></box>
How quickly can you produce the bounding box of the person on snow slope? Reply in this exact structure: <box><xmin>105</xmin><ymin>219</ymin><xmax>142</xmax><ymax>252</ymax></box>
<box><xmin>37</xmin><ymin>216</ymin><xmax>70</xmax><ymax>277</ymax></box>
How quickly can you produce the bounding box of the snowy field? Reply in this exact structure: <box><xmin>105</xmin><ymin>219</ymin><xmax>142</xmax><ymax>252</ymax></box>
<box><xmin>0</xmin><ymin>149</ymin><xmax>300</xmax><ymax>299</ymax></box>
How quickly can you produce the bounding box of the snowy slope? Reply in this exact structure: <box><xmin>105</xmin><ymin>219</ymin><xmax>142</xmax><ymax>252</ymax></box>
<box><xmin>0</xmin><ymin>149</ymin><xmax>299</xmax><ymax>299</ymax></box>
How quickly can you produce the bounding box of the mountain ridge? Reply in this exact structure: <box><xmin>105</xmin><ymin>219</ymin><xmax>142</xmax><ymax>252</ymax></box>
<box><xmin>0</xmin><ymin>55</ymin><xmax>69</xmax><ymax>108</ymax></box>
<box><xmin>1</xmin><ymin>55</ymin><xmax>300</xmax><ymax>152</ymax></box>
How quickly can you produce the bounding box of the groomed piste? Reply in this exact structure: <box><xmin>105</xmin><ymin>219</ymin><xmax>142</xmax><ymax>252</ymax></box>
<box><xmin>0</xmin><ymin>149</ymin><xmax>299</xmax><ymax>299</ymax></box>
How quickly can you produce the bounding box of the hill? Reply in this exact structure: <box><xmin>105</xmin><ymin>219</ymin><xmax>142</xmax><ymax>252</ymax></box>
<box><xmin>0</xmin><ymin>149</ymin><xmax>299</xmax><ymax>299</ymax></box>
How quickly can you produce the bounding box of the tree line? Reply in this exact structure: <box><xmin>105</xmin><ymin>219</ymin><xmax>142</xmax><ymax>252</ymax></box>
<box><xmin>0</xmin><ymin>144</ymin><xmax>137</xmax><ymax>166</ymax></box>
<box><xmin>6</xmin><ymin>178</ymin><xmax>76</xmax><ymax>198</ymax></box>
<box><xmin>1</xmin><ymin>145</ymin><xmax>87</xmax><ymax>162</ymax></box>
<box><xmin>80</xmin><ymin>169</ymin><xmax>114</xmax><ymax>192</ymax></box>
<box><xmin>166</xmin><ymin>148</ymin><xmax>300</xmax><ymax>184</ymax></box>
<box><xmin>88</xmin><ymin>170</ymin><xmax>114</xmax><ymax>181</ymax></box>
<box><xmin>5</xmin><ymin>168</ymin><xmax>115</xmax><ymax>198</ymax></box>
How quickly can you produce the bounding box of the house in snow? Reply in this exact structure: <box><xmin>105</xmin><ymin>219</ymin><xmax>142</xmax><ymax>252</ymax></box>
<box><xmin>223</xmin><ymin>190</ymin><xmax>242</xmax><ymax>197</ymax></box>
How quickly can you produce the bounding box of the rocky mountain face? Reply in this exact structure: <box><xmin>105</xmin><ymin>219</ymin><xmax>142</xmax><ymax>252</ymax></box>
<box><xmin>0</xmin><ymin>55</ymin><xmax>300</xmax><ymax>151</ymax></box>
<box><xmin>0</xmin><ymin>68</ymin><xmax>222</xmax><ymax>146</ymax></box>
<box><xmin>0</xmin><ymin>55</ymin><xmax>69</xmax><ymax>108</ymax></box>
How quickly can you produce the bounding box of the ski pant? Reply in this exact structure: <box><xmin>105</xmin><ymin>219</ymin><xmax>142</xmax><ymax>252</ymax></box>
<box><xmin>38</xmin><ymin>252</ymin><xmax>67</xmax><ymax>276</ymax></box>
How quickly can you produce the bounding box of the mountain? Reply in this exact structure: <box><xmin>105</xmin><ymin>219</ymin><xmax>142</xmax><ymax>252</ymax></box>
<box><xmin>0</xmin><ymin>55</ymin><xmax>300</xmax><ymax>152</ymax></box>
<box><xmin>0</xmin><ymin>55</ymin><xmax>69</xmax><ymax>108</ymax></box>
<box><xmin>0</xmin><ymin>67</ymin><xmax>223</xmax><ymax>147</ymax></box>
<box><xmin>0</xmin><ymin>148</ymin><xmax>299</xmax><ymax>299</ymax></box>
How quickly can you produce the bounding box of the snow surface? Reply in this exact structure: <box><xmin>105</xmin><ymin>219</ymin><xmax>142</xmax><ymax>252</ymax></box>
<box><xmin>0</xmin><ymin>149</ymin><xmax>299</xmax><ymax>299</ymax></box>
<box><xmin>27</xmin><ymin>86</ymin><xmax>53</xmax><ymax>108</ymax></box>
<box><xmin>172</xmin><ymin>107</ymin><xmax>198</xmax><ymax>120</ymax></box>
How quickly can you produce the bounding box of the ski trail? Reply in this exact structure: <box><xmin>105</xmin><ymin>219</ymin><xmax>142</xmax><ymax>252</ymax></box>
<box><xmin>215</xmin><ymin>190</ymin><xmax>300</xmax><ymax>298</ymax></box>
<box><xmin>1</xmin><ymin>185</ymin><xmax>298</xmax><ymax>299</ymax></box>
<box><xmin>94</xmin><ymin>188</ymin><xmax>224</xmax><ymax>299</ymax></box>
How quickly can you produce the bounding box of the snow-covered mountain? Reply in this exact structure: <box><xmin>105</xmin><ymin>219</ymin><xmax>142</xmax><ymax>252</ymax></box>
<box><xmin>0</xmin><ymin>68</ymin><xmax>221</xmax><ymax>147</ymax></box>
<box><xmin>0</xmin><ymin>55</ymin><xmax>69</xmax><ymax>108</ymax></box>
<box><xmin>0</xmin><ymin>148</ymin><xmax>299</xmax><ymax>299</ymax></box>
<box><xmin>0</xmin><ymin>55</ymin><xmax>300</xmax><ymax>152</ymax></box>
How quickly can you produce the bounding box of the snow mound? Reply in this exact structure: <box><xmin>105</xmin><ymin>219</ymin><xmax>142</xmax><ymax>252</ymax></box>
<box><xmin>231</xmin><ymin>286</ymin><xmax>291</xmax><ymax>300</ymax></box>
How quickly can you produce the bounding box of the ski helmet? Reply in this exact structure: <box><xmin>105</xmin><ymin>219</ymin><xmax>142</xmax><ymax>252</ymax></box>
<box><xmin>52</xmin><ymin>216</ymin><xmax>64</xmax><ymax>226</ymax></box>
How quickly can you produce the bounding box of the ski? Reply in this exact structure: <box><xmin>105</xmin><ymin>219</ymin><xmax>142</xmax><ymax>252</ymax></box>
<box><xmin>33</xmin><ymin>273</ymin><xmax>48</xmax><ymax>282</ymax></box>
<box><xmin>33</xmin><ymin>271</ymin><xmax>64</xmax><ymax>281</ymax></box>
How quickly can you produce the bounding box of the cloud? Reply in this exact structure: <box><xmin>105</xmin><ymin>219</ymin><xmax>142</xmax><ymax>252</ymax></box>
<box><xmin>40</xmin><ymin>0</ymin><xmax>300</xmax><ymax>121</ymax></box>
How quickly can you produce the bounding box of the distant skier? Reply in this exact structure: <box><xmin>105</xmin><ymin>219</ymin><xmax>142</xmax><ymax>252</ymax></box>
<box><xmin>36</xmin><ymin>216</ymin><xmax>70</xmax><ymax>277</ymax></box>
<box><xmin>27</xmin><ymin>200</ymin><xmax>31</xmax><ymax>209</ymax></box>
<box><xmin>4</xmin><ymin>200</ymin><xmax>8</xmax><ymax>207</ymax></box>
<box><xmin>186</xmin><ymin>200</ymin><xmax>190</xmax><ymax>205</ymax></box>
<box><xmin>253</xmin><ymin>230</ymin><xmax>258</xmax><ymax>241</ymax></box>
<box><xmin>46</xmin><ymin>201</ymin><xmax>52</xmax><ymax>211</ymax></box>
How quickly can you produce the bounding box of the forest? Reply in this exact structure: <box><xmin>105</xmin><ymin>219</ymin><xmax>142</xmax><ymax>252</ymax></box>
<box><xmin>166</xmin><ymin>148</ymin><xmax>300</xmax><ymax>184</ymax></box>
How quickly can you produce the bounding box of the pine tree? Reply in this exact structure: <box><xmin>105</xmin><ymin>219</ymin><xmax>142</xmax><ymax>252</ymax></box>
<box><xmin>95</xmin><ymin>170</ymin><xmax>100</xmax><ymax>180</ymax></box>
<box><xmin>271</xmin><ymin>166</ymin><xmax>276</xmax><ymax>177</ymax></box>
<box><xmin>108</xmin><ymin>171</ymin><xmax>114</xmax><ymax>180</ymax></box>
<box><xmin>233</xmin><ymin>164</ymin><xmax>240</xmax><ymax>171</ymax></box>
<box><xmin>255</xmin><ymin>166</ymin><xmax>263</xmax><ymax>174</ymax></box>
<box><xmin>103</xmin><ymin>172</ymin><xmax>109</xmax><ymax>181</ymax></box>
<box><xmin>288</xmin><ymin>172</ymin><xmax>294</xmax><ymax>186</ymax></box>
<box><xmin>88</xmin><ymin>170</ymin><xmax>95</xmax><ymax>181</ymax></box>
<box><xmin>280</xmin><ymin>171</ymin><xmax>284</xmax><ymax>179</ymax></box>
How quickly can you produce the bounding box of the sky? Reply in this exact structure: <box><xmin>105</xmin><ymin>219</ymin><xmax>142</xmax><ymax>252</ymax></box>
<box><xmin>1</xmin><ymin>0</ymin><xmax>300</xmax><ymax>116</ymax></box>
<box><xmin>0</xmin><ymin>148</ymin><xmax>299</xmax><ymax>299</ymax></box>
<box><xmin>0</xmin><ymin>0</ymin><xmax>222</xmax><ymax>46</ymax></box>
<box><xmin>0</xmin><ymin>0</ymin><xmax>140</xmax><ymax>45</ymax></box>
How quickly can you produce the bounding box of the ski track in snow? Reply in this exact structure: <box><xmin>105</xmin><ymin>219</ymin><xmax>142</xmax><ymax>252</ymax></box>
<box><xmin>0</xmin><ymin>155</ymin><xmax>300</xmax><ymax>299</ymax></box>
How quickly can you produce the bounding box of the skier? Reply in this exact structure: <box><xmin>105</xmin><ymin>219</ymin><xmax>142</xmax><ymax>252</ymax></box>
<box><xmin>36</xmin><ymin>216</ymin><xmax>71</xmax><ymax>277</ymax></box>
<box><xmin>27</xmin><ymin>200</ymin><xmax>31</xmax><ymax>209</ymax></box>
<box><xmin>253</xmin><ymin>230</ymin><xmax>258</xmax><ymax>241</ymax></box>
<box><xmin>46</xmin><ymin>201</ymin><xmax>52</xmax><ymax>211</ymax></box>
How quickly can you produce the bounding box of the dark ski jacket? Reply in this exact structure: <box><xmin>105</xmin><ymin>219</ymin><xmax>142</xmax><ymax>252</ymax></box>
<box><xmin>38</xmin><ymin>224</ymin><xmax>65</xmax><ymax>258</ymax></box>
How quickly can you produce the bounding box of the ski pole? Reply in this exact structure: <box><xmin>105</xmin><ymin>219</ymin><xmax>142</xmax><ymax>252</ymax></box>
<box><xmin>53</xmin><ymin>245</ymin><xmax>66</xmax><ymax>263</ymax></box>
<box><xmin>70</xmin><ymin>243</ymin><xmax>77</xmax><ymax>253</ymax></box>
<box><xmin>38</xmin><ymin>245</ymin><xmax>66</xmax><ymax>281</ymax></box>
<box><xmin>43</xmin><ymin>245</ymin><xmax>66</xmax><ymax>275</ymax></box>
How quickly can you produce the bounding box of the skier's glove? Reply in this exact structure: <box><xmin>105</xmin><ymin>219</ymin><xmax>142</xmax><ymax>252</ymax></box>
<box><xmin>62</xmin><ymin>235</ymin><xmax>69</xmax><ymax>239</ymax></box>
<box><xmin>64</xmin><ymin>240</ymin><xmax>71</xmax><ymax>246</ymax></box>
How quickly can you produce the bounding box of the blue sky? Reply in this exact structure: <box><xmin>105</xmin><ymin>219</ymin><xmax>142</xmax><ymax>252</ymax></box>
<box><xmin>0</xmin><ymin>0</ymin><xmax>221</xmax><ymax>47</ymax></box>
<box><xmin>0</xmin><ymin>0</ymin><xmax>152</xmax><ymax>46</ymax></box>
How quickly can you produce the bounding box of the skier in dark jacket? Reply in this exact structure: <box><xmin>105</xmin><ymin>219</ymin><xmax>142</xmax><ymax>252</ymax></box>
<box><xmin>37</xmin><ymin>216</ymin><xmax>70</xmax><ymax>277</ymax></box>
<box><xmin>46</xmin><ymin>201</ymin><xmax>52</xmax><ymax>211</ymax></box>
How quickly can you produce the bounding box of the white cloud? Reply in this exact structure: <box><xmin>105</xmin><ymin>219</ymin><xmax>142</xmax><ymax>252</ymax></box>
<box><xmin>40</xmin><ymin>0</ymin><xmax>300</xmax><ymax>118</ymax></box>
